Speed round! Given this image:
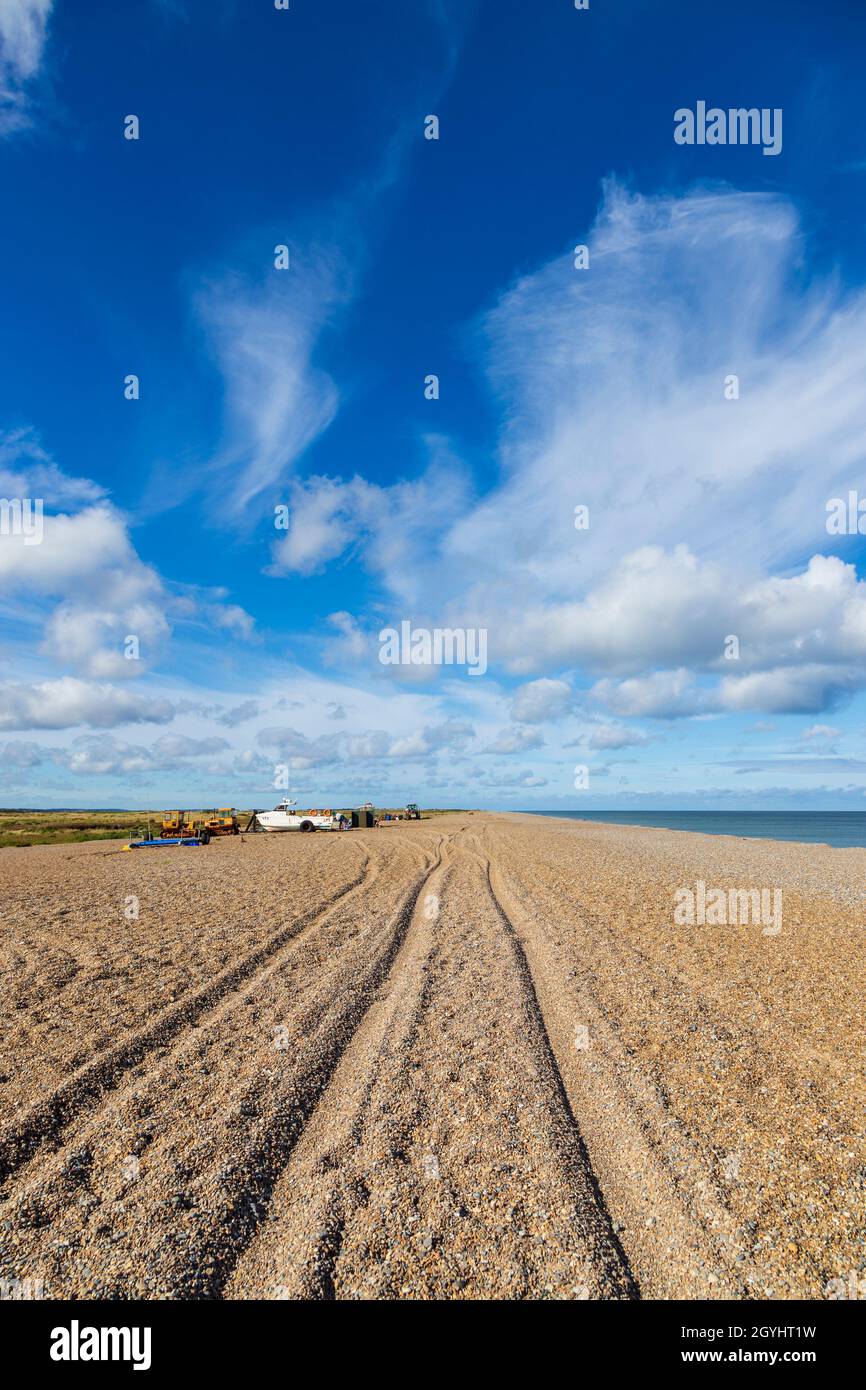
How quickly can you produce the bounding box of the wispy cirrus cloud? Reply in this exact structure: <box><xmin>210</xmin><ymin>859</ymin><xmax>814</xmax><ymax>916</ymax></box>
<box><xmin>310</xmin><ymin>182</ymin><xmax>866</xmax><ymax>721</ymax></box>
<box><xmin>196</xmin><ymin>251</ymin><xmax>351</xmax><ymax>520</ymax></box>
<box><xmin>0</xmin><ymin>0</ymin><xmax>53</xmax><ymax>135</ymax></box>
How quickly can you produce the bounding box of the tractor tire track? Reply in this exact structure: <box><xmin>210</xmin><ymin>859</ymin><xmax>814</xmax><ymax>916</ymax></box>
<box><xmin>472</xmin><ymin>825</ymin><xmax>754</xmax><ymax>1298</ymax></box>
<box><xmin>0</xmin><ymin>838</ymin><xmax>446</xmax><ymax>1298</ymax></box>
<box><xmin>0</xmin><ymin>844</ymin><xmax>378</xmax><ymax>1186</ymax></box>
<box><xmin>226</xmin><ymin>837</ymin><xmax>458</xmax><ymax>1298</ymax></box>
<box><xmin>228</xmin><ymin>834</ymin><xmax>635</xmax><ymax>1301</ymax></box>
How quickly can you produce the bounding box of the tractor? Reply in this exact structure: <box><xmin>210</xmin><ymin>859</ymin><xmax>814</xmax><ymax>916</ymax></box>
<box><xmin>160</xmin><ymin>810</ymin><xmax>198</xmax><ymax>838</ymax></box>
<box><xmin>200</xmin><ymin>807</ymin><xmax>240</xmax><ymax>836</ymax></box>
<box><xmin>405</xmin><ymin>803</ymin><xmax>421</xmax><ymax>820</ymax></box>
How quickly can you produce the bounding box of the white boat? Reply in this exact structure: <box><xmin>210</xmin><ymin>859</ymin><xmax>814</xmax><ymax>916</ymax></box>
<box><xmin>255</xmin><ymin>799</ymin><xmax>345</xmax><ymax>833</ymax></box>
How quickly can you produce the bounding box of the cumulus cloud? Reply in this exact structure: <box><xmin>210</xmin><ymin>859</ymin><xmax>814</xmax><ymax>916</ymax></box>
<box><xmin>481</xmin><ymin>724</ymin><xmax>544</xmax><ymax>754</ymax></box>
<box><xmin>494</xmin><ymin>549</ymin><xmax>866</xmax><ymax>680</ymax></box>
<box><xmin>500</xmin><ymin>547</ymin><xmax>866</xmax><ymax>716</ymax></box>
<box><xmin>387</xmin><ymin>718</ymin><xmax>474</xmax><ymax>759</ymax></box>
<box><xmin>0</xmin><ymin>739</ymin><xmax>44</xmax><ymax>768</ymax></box>
<box><xmin>0</xmin><ymin>502</ymin><xmax>149</xmax><ymax>596</ymax></box>
<box><xmin>0</xmin><ymin>496</ymin><xmax>245</xmax><ymax>680</ymax></box>
<box><xmin>206</xmin><ymin>603</ymin><xmax>256</xmax><ymax>641</ymax></box>
<box><xmin>213</xmin><ymin>699</ymin><xmax>261</xmax><ymax>727</ymax></box>
<box><xmin>0</xmin><ymin>678</ymin><xmax>174</xmax><ymax>731</ymax></box>
<box><xmin>0</xmin><ymin>730</ymin><xmax>234</xmax><ymax>780</ymax></box>
<box><xmin>149</xmin><ymin>734</ymin><xmax>230</xmax><ymax>760</ymax></box>
<box><xmin>592</xmin><ymin>668</ymin><xmax>710</xmax><ymax>719</ymax></box>
<box><xmin>268</xmin><ymin>442</ymin><xmax>469</xmax><ymax>605</ymax></box>
<box><xmin>568</xmin><ymin>722</ymin><xmax>650</xmax><ymax>751</ymax></box>
<box><xmin>509</xmin><ymin>678</ymin><xmax>573</xmax><ymax>724</ymax></box>
<box><xmin>255</xmin><ymin>715</ymin><xmax>474</xmax><ymax>769</ymax></box>
<box><xmin>0</xmin><ymin>433</ymin><xmax>255</xmax><ymax>686</ymax></box>
<box><xmin>595</xmin><ymin>660</ymin><xmax>860</xmax><ymax>719</ymax></box>
<box><xmin>41</xmin><ymin>602</ymin><xmax>171</xmax><ymax>679</ymax></box>
<box><xmin>475</xmin><ymin>767</ymin><xmax>548</xmax><ymax>789</ymax></box>
<box><xmin>719</xmin><ymin>664</ymin><xmax>858</xmax><ymax>716</ymax></box>
<box><xmin>256</xmin><ymin>725</ymin><xmax>340</xmax><ymax>769</ymax></box>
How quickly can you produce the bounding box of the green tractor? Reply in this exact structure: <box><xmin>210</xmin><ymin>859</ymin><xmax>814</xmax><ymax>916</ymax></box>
<box><xmin>405</xmin><ymin>803</ymin><xmax>421</xmax><ymax>820</ymax></box>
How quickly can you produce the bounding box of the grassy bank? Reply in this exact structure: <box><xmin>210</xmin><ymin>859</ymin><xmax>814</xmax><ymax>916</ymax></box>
<box><xmin>0</xmin><ymin>810</ymin><xmax>155</xmax><ymax>849</ymax></box>
<box><xmin>0</xmin><ymin>807</ymin><xmax>464</xmax><ymax>848</ymax></box>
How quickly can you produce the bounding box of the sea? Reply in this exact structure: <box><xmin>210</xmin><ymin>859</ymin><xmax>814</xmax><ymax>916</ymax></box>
<box><xmin>524</xmin><ymin>810</ymin><xmax>866</xmax><ymax>850</ymax></box>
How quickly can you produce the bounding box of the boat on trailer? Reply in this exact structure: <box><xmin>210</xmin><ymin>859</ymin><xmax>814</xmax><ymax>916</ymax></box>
<box><xmin>254</xmin><ymin>799</ymin><xmax>345</xmax><ymax>832</ymax></box>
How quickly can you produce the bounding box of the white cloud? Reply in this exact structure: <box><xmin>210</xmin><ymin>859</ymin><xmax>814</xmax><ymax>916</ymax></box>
<box><xmin>317</xmin><ymin>183</ymin><xmax>866</xmax><ymax>723</ymax></box>
<box><xmin>719</xmin><ymin>664</ymin><xmax>858</xmax><ymax>715</ymax></box>
<box><xmin>0</xmin><ymin>434</ymin><xmax>255</xmax><ymax>684</ymax></box>
<box><xmin>481</xmin><ymin>724</ymin><xmax>543</xmax><ymax>754</ymax></box>
<box><xmin>0</xmin><ymin>738</ymin><xmax>44</xmax><ymax>768</ymax></box>
<box><xmin>476</xmin><ymin>767</ymin><xmax>548</xmax><ymax>789</ymax></box>
<box><xmin>207</xmin><ymin>603</ymin><xmax>256</xmax><ymax>641</ymax></box>
<box><xmin>41</xmin><ymin>602</ymin><xmax>171</xmax><ymax>679</ymax></box>
<box><xmin>580</xmin><ymin>722</ymin><xmax>650</xmax><ymax>751</ymax></box>
<box><xmin>255</xmin><ymin>714</ymin><xmax>474</xmax><ymax>768</ymax></box>
<box><xmin>592</xmin><ymin>669</ymin><xmax>709</xmax><ymax>719</ymax></box>
<box><xmin>213</xmin><ymin>699</ymin><xmax>261</xmax><ymax>727</ymax></box>
<box><xmin>509</xmin><ymin>678</ymin><xmax>573</xmax><ymax>724</ymax></box>
<box><xmin>0</xmin><ymin>678</ymin><xmax>175</xmax><ymax>731</ymax></box>
<box><xmin>595</xmin><ymin>661</ymin><xmax>860</xmax><ymax>719</ymax></box>
<box><xmin>149</xmin><ymin>734</ymin><xmax>230</xmax><ymax>760</ymax></box>
<box><xmin>197</xmin><ymin>256</ymin><xmax>347</xmax><ymax>518</ymax></box>
<box><xmin>0</xmin><ymin>429</ymin><xmax>105</xmax><ymax>505</ymax></box>
<box><xmin>256</xmin><ymin>724</ymin><xmax>340</xmax><ymax>769</ymax></box>
<box><xmin>494</xmin><ymin>549</ymin><xmax>866</xmax><ymax>680</ymax></box>
<box><xmin>21</xmin><ymin>731</ymin><xmax>232</xmax><ymax>778</ymax></box>
<box><xmin>323</xmin><ymin>611</ymin><xmax>369</xmax><ymax>666</ymax></box>
<box><xmin>387</xmin><ymin>718</ymin><xmax>474</xmax><ymax>759</ymax></box>
<box><xmin>0</xmin><ymin>503</ymin><xmax>148</xmax><ymax>596</ymax></box>
<box><xmin>268</xmin><ymin>443</ymin><xmax>469</xmax><ymax>604</ymax></box>
<box><xmin>0</xmin><ymin>0</ymin><xmax>53</xmax><ymax>135</ymax></box>
<box><xmin>346</xmin><ymin>730</ymin><xmax>389</xmax><ymax>760</ymax></box>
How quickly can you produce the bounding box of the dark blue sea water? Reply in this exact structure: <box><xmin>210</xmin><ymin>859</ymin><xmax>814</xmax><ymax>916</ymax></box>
<box><xmin>525</xmin><ymin>811</ymin><xmax>866</xmax><ymax>850</ymax></box>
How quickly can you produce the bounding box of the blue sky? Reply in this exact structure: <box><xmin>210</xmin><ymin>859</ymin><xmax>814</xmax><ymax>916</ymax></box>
<box><xmin>3</xmin><ymin>0</ymin><xmax>866</xmax><ymax>810</ymax></box>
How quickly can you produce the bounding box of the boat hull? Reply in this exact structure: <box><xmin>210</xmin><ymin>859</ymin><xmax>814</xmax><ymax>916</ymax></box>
<box><xmin>255</xmin><ymin>812</ymin><xmax>340</xmax><ymax>832</ymax></box>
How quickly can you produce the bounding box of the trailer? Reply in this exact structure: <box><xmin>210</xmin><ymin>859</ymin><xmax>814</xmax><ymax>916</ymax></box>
<box><xmin>123</xmin><ymin>833</ymin><xmax>210</xmax><ymax>850</ymax></box>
